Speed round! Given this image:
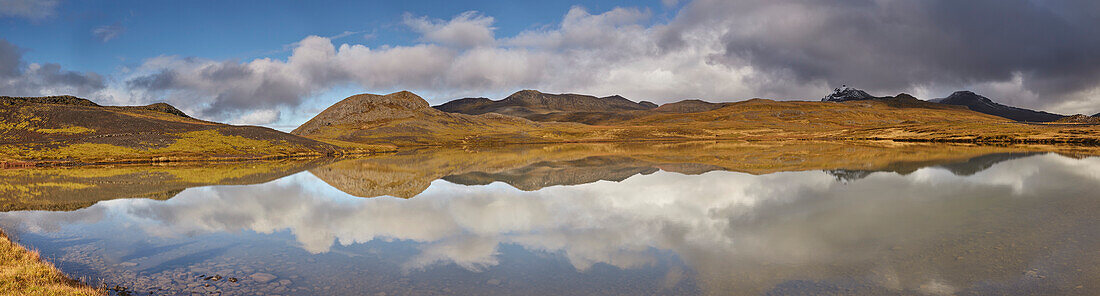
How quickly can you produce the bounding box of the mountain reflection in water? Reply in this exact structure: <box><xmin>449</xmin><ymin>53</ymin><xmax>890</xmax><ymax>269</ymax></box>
<box><xmin>1</xmin><ymin>142</ymin><xmax>1098</xmax><ymax>295</ymax></box>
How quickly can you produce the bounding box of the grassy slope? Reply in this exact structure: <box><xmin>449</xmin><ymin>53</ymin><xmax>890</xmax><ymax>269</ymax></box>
<box><xmin>0</xmin><ymin>231</ymin><xmax>101</xmax><ymax>296</ymax></box>
<box><xmin>0</xmin><ymin>99</ymin><xmax>386</xmax><ymax>164</ymax></box>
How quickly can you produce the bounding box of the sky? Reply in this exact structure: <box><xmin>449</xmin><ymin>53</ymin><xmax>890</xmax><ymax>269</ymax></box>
<box><xmin>2</xmin><ymin>0</ymin><xmax>1099</xmax><ymax>129</ymax></box>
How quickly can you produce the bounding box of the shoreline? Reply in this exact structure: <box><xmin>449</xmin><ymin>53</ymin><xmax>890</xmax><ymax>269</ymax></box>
<box><xmin>0</xmin><ymin>230</ymin><xmax>101</xmax><ymax>295</ymax></box>
<box><xmin>5</xmin><ymin>137</ymin><xmax>1100</xmax><ymax>168</ymax></box>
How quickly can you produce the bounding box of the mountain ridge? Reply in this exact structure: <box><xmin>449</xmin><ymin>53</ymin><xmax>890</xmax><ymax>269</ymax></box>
<box><xmin>433</xmin><ymin>90</ymin><xmax>657</xmax><ymax>123</ymax></box>
<box><xmin>930</xmin><ymin>91</ymin><xmax>1064</xmax><ymax>122</ymax></box>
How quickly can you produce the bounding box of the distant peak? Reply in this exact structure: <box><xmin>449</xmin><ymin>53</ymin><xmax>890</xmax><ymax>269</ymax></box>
<box><xmin>894</xmin><ymin>93</ymin><xmax>918</xmax><ymax>101</ymax></box>
<box><xmin>822</xmin><ymin>87</ymin><xmax>877</xmax><ymax>102</ymax></box>
<box><xmin>943</xmin><ymin>90</ymin><xmax>993</xmax><ymax>103</ymax></box>
<box><xmin>345</xmin><ymin>91</ymin><xmax>429</xmax><ymax>110</ymax></box>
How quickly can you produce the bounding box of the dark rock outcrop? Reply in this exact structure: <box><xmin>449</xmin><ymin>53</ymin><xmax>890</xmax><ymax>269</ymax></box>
<box><xmin>126</xmin><ymin>103</ymin><xmax>190</xmax><ymax>118</ymax></box>
<box><xmin>1</xmin><ymin>95</ymin><xmax>99</xmax><ymax>107</ymax></box>
<box><xmin>1055</xmin><ymin>114</ymin><xmax>1100</xmax><ymax>124</ymax></box>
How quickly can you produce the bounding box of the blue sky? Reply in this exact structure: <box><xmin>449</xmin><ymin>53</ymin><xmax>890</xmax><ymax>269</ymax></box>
<box><xmin>3</xmin><ymin>0</ymin><xmax>672</xmax><ymax>75</ymax></box>
<box><xmin>2</xmin><ymin>0</ymin><xmax>1099</xmax><ymax>128</ymax></box>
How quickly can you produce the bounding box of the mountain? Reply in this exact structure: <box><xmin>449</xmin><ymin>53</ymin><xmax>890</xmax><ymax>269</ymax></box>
<box><xmin>821</xmin><ymin>87</ymin><xmax>879</xmax><ymax>102</ymax></box>
<box><xmin>292</xmin><ymin>91</ymin><xmax>584</xmax><ymax>146</ymax></box>
<box><xmin>0</xmin><ymin>95</ymin><xmax>344</xmax><ymax>164</ymax></box>
<box><xmin>433</xmin><ymin>90</ymin><xmax>657</xmax><ymax>124</ymax></box>
<box><xmin>929</xmin><ymin>91</ymin><xmax>1064</xmax><ymax>122</ymax></box>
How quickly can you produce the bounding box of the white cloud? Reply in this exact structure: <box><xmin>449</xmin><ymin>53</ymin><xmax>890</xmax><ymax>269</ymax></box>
<box><xmin>229</xmin><ymin>109</ymin><xmax>281</xmax><ymax>125</ymax></box>
<box><xmin>4</xmin><ymin>154</ymin><xmax>1099</xmax><ymax>294</ymax></box>
<box><xmin>0</xmin><ymin>0</ymin><xmax>58</xmax><ymax>20</ymax></box>
<box><xmin>92</xmin><ymin>23</ymin><xmax>125</xmax><ymax>42</ymax></box>
<box><xmin>404</xmin><ymin>11</ymin><xmax>496</xmax><ymax>48</ymax></box>
<box><xmin>111</xmin><ymin>0</ymin><xmax>1100</xmax><ymax>123</ymax></box>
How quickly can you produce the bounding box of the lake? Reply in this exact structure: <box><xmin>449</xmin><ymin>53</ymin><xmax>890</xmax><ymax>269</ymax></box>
<box><xmin>1</xmin><ymin>141</ymin><xmax>1098</xmax><ymax>295</ymax></box>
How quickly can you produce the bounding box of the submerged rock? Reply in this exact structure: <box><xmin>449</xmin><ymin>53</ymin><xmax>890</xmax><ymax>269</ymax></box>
<box><xmin>250</xmin><ymin>272</ymin><xmax>277</xmax><ymax>283</ymax></box>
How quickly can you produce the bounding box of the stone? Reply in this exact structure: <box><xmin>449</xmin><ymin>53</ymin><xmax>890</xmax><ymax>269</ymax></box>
<box><xmin>487</xmin><ymin>279</ymin><xmax>501</xmax><ymax>285</ymax></box>
<box><xmin>250</xmin><ymin>273</ymin><xmax>278</xmax><ymax>283</ymax></box>
<box><xmin>119</xmin><ymin>262</ymin><xmax>138</xmax><ymax>267</ymax></box>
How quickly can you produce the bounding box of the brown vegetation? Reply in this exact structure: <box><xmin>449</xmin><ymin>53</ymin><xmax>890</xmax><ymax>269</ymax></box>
<box><xmin>0</xmin><ymin>230</ymin><xmax>101</xmax><ymax>296</ymax></box>
<box><xmin>0</xmin><ymin>96</ymin><xmax>388</xmax><ymax>165</ymax></box>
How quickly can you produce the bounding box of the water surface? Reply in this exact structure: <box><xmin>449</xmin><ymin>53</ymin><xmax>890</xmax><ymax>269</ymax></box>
<box><xmin>1</xmin><ymin>142</ymin><xmax>1098</xmax><ymax>295</ymax></box>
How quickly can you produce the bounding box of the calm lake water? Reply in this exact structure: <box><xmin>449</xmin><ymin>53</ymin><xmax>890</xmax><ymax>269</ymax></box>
<box><xmin>2</xmin><ymin>144</ymin><xmax>1099</xmax><ymax>295</ymax></box>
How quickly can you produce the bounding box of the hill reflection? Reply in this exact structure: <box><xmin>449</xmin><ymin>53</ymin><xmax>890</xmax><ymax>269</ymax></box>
<box><xmin>1</xmin><ymin>151</ymin><xmax>1098</xmax><ymax>295</ymax></box>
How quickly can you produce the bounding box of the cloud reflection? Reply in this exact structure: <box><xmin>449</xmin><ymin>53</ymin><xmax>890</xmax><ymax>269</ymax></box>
<box><xmin>3</xmin><ymin>153</ymin><xmax>1099</xmax><ymax>294</ymax></box>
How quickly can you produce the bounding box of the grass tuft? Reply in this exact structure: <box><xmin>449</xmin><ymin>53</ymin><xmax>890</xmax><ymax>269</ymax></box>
<box><xmin>0</xmin><ymin>230</ymin><xmax>102</xmax><ymax>296</ymax></box>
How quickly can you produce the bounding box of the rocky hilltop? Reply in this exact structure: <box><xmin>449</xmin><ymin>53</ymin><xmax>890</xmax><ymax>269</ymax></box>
<box><xmin>821</xmin><ymin>87</ymin><xmax>879</xmax><ymax>102</ymax></box>
<box><xmin>1055</xmin><ymin>114</ymin><xmax>1100</xmax><ymax>124</ymax></box>
<box><xmin>292</xmin><ymin>91</ymin><xmax>431</xmax><ymax>136</ymax></box>
<box><xmin>930</xmin><ymin>91</ymin><xmax>1064</xmax><ymax>122</ymax></box>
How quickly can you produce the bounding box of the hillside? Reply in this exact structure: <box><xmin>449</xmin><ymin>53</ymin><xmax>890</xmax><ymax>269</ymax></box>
<box><xmin>930</xmin><ymin>91</ymin><xmax>1064</xmax><ymax>122</ymax></box>
<box><xmin>299</xmin><ymin>90</ymin><xmax>1100</xmax><ymax>147</ymax></box>
<box><xmin>292</xmin><ymin>91</ymin><xmax>594</xmax><ymax>146</ymax></box>
<box><xmin>0</xmin><ymin>95</ymin><xmax>354</xmax><ymax>165</ymax></box>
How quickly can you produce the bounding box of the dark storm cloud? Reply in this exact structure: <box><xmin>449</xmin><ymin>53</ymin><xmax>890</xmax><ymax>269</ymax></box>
<box><xmin>0</xmin><ymin>39</ymin><xmax>21</xmax><ymax>77</ymax></box>
<box><xmin>125</xmin><ymin>57</ymin><xmax>312</xmax><ymax>118</ymax></box>
<box><xmin>0</xmin><ymin>39</ymin><xmax>106</xmax><ymax>97</ymax></box>
<box><xmin>697</xmin><ymin>0</ymin><xmax>1100</xmax><ymax>100</ymax></box>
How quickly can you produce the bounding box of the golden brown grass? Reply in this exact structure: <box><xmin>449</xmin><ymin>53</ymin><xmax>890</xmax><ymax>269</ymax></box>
<box><xmin>300</xmin><ymin>96</ymin><xmax>1100</xmax><ymax>150</ymax></box>
<box><xmin>0</xmin><ymin>129</ymin><xmax>353</xmax><ymax>164</ymax></box>
<box><xmin>0</xmin><ymin>231</ymin><xmax>101</xmax><ymax>296</ymax></box>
